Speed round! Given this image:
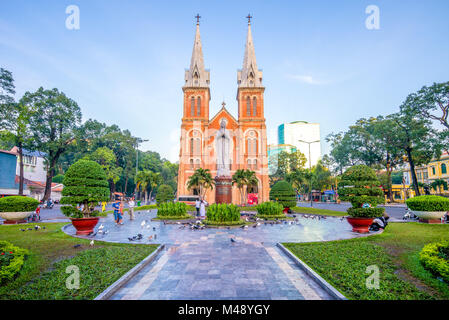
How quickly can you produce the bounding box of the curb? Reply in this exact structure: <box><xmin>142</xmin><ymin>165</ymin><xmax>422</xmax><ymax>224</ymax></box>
<box><xmin>276</xmin><ymin>243</ymin><xmax>347</xmax><ymax>300</ymax></box>
<box><xmin>94</xmin><ymin>243</ymin><xmax>165</xmax><ymax>300</ymax></box>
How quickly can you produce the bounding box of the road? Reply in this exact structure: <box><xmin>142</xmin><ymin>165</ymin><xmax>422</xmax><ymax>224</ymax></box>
<box><xmin>296</xmin><ymin>201</ymin><xmax>407</xmax><ymax>221</ymax></box>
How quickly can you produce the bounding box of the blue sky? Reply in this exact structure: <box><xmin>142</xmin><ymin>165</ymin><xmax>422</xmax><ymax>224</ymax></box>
<box><xmin>1</xmin><ymin>0</ymin><xmax>449</xmax><ymax>162</ymax></box>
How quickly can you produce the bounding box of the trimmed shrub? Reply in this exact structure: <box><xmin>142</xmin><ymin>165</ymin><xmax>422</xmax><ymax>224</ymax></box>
<box><xmin>256</xmin><ymin>201</ymin><xmax>283</xmax><ymax>216</ymax></box>
<box><xmin>419</xmin><ymin>241</ymin><xmax>449</xmax><ymax>283</ymax></box>
<box><xmin>269</xmin><ymin>180</ymin><xmax>296</xmax><ymax>208</ymax></box>
<box><xmin>157</xmin><ymin>202</ymin><xmax>188</xmax><ymax>218</ymax></box>
<box><xmin>0</xmin><ymin>240</ymin><xmax>28</xmax><ymax>284</ymax></box>
<box><xmin>60</xmin><ymin>160</ymin><xmax>110</xmax><ymax>218</ymax></box>
<box><xmin>339</xmin><ymin>165</ymin><xmax>385</xmax><ymax>218</ymax></box>
<box><xmin>206</xmin><ymin>204</ymin><xmax>241</xmax><ymax>223</ymax></box>
<box><xmin>156</xmin><ymin>185</ymin><xmax>174</xmax><ymax>203</ymax></box>
<box><xmin>0</xmin><ymin>196</ymin><xmax>39</xmax><ymax>213</ymax></box>
<box><xmin>406</xmin><ymin>195</ymin><xmax>449</xmax><ymax>212</ymax></box>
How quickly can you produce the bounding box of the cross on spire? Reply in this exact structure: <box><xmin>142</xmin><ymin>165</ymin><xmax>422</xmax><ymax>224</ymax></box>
<box><xmin>195</xmin><ymin>14</ymin><xmax>201</xmax><ymax>25</ymax></box>
<box><xmin>246</xmin><ymin>13</ymin><xmax>252</xmax><ymax>24</ymax></box>
<box><xmin>222</xmin><ymin>101</ymin><xmax>226</xmax><ymax>108</ymax></box>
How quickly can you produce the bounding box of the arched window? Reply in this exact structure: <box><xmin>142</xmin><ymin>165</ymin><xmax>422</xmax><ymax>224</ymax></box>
<box><xmin>254</xmin><ymin>159</ymin><xmax>258</xmax><ymax>170</ymax></box>
<box><xmin>247</xmin><ymin>138</ymin><xmax>251</xmax><ymax>154</ymax></box>
<box><xmin>195</xmin><ymin>138</ymin><xmax>201</xmax><ymax>156</ymax></box>
<box><xmin>197</xmin><ymin>97</ymin><xmax>201</xmax><ymax>116</ymax></box>
<box><xmin>190</xmin><ymin>96</ymin><xmax>195</xmax><ymax>117</ymax></box>
<box><xmin>247</xmin><ymin>159</ymin><xmax>252</xmax><ymax>170</ymax></box>
<box><xmin>442</xmin><ymin>163</ymin><xmax>447</xmax><ymax>174</ymax></box>
<box><xmin>252</xmin><ymin>97</ymin><xmax>257</xmax><ymax>116</ymax></box>
<box><xmin>189</xmin><ymin>159</ymin><xmax>194</xmax><ymax>170</ymax></box>
<box><xmin>253</xmin><ymin>139</ymin><xmax>257</xmax><ymax>155</ymax></box>
<box><xmin>246</xmin><ymin>96</ymin><xmax>251</xmax><ymax>116</ymax></box>
<box><xmin>190</xmin><ymin>138</ymin><xmax>194</xmax><ymax>155</ymax></box>
<box><xmin>195</xmin><ymin>159</ymin><xmax>201</xmax><ymax>169</ymax></box>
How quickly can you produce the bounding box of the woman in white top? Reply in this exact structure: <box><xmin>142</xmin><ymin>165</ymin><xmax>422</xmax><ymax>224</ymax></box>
<box><xmin>128</xmin><ymin>198</ymin><xmax>135</xmax><ymax>220</ymax></box>
<box><xmin>199</xmin><ymin>199</ymin><xmax>207</xmax><ymax>219</ymax></box>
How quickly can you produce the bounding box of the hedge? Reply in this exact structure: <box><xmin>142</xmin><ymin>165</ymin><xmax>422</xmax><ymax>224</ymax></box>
<box><xmin>157</xmin><ymin>202</ymin><xmax>188</xmax><ymax>218</ymax></box>
<box><xmin>419</xmin><ymin>241</ymin><xmax>449</xmax><ymax>283</ymax></box>
<box><xmin>256</xmin><ymin>201</ymin><xmax>283</xmax><ymax>216</ymax></box>
<box><xmin>206</xmin><ymin>204</ymin><xmax>241</xmax><ymax>223</ymax></box>
<box><xmin>406</xmin><ymin>195</ymin><xmax>449</xmax><ymax>212</ymax></box>
<box><xmin>0</xmin><ymin>196</ymin><xmax>39</xmax><ymax>213</ymax></box>
<box><xmin>0</xmin><ymin>241</ymin><xmax>28</xmax><ymax>284</ymax></box>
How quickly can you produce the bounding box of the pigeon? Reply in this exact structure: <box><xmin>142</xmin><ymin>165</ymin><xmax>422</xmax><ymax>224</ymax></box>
<box><xmin>27</xmin><ymin>228</ymin><xmax>32</xmax><ymax>231</ymax></box>
<box><xmin>141</xmin><ymin>220</ymin><xmax>146</xmax><ymax>228</ymax></box>
<box><xmin>303</xmin><ymin>215</ymin><xmax>309</xmax><ymax>219</ymax></box>
<box><xmin>20</xmin><ymin>229</ymin><xmax>25</xmax><ymax>232</ymax></box>
<box><xmin>137</xmin><ymin>233</ymin><xmax>143</xmax><ymax>240</ymax></box>
<box><xmin>89</xmin><ymin>240</ymin><xmax>94</xmax><ymax>247</ymax></box>
<box><xmin>73</xmin><ymin>244</ymin><xmax>82</xmax><ymax>248</ymax></box>
<box><xmin>34</xmin><ymin>225</ymin><xmax>41</xmax><ymax>230</ymax></box>
<box><xmin>179</xmin><ymin>225</ymin><xmax>186</xmax><ymax>229</ymax></box>
<box><xmin>240</xmin><ymin>225</ymin><xmax>246</xmax><ymax>229</ymax></box>
<box><xmin>292</xmin><ymin>215</ymin><xmax>296</xmax><ymax>218</ymax></box>
<box><xmin>252</xmin><ymin>224</ymin><xmax>257</xmax><ymax>228</ymax></box>
<box><xmin>128</xmin><ymin>237</ymin><xmax>134</xmax><ymax>241</ymax></box>
<box><xmin>226</xmin><ymin>227</ymin><xmax>231</xmax><ymax>230</ymax></box>
<box><xmin>230</xmin><ymin>238</ymin><xmax>236</xmax><ymax>243</ymax></box>
<box><xmin>153</xmin><ymin>227</ymin><xmax>156</xmax><ymax>231</ymax></box>
<box><xmin>98</xmin><ymin>224</ymin><xmax>104</xmax><ymax>230</ymax></box>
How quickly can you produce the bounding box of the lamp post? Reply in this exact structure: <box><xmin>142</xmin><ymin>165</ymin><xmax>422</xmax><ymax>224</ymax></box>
<box><xmin>298</xmin><ymin>139</ymin><xmax>320</xmax><ymax>207</ymax></box>
<box><xmin>135</xmin><ymin>138</ymin><xmax>149</xmax><ymax>199</ymax></box>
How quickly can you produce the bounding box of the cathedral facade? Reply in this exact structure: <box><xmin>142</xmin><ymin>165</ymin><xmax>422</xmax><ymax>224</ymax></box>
<box><xmin>177</xmin><ymin>17</ymin><xmax>269</xmax><ymax>204</ymax></box>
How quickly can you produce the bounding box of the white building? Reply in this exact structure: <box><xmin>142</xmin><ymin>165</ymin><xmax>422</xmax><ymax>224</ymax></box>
<box><xmin>278</xmin><ymin>121</ymin><xmax>321</xmax><ymax>168</ymax></box>
<box><xmin>10</xmin><ymin>146</ymin><xmax>47</xmax><ymax>183</ymax></box>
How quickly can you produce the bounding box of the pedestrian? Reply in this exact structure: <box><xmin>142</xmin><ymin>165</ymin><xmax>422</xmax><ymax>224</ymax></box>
<box><xmin>112</xmin><ymin>199</ymin><xmax>123</xmax><ymax>225</ymax></box>
<box><xmin>195</xmin><ymin>198</ymin><xmax>201</xmax><ymax>217</ymax></box>
<box><xmin>199</xmin><ymin>198</ymin><xmax>207</xmax><ymax>220</ymax></box>
<box><xmin>128</xmin><ymin>197</ymin><xmax>135</xmax><ymax>220</ymax></box>
<box><xmin>101</xmin><ymin>201</ymin><xmax>107</xmax><ymax>212</ymax></box>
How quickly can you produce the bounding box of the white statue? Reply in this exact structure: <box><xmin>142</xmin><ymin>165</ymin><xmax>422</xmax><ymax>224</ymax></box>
<box><xmin>216</xmin><ymin>118</ymin><xmax>231</xmax><ymax>177</ymax></box>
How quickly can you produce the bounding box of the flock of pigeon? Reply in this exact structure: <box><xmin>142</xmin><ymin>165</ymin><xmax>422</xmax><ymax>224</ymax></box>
<box><xmin>20</xmin><ymin>225</ymin><xmax>46</xmax><ymax>232</ymax></box>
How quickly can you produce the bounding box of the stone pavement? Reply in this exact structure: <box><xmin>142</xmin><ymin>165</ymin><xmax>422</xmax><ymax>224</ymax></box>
<box><xmin>110</xmin><ymin>232</ymin><xmax>331</xmax><ymax>300</ymax></box>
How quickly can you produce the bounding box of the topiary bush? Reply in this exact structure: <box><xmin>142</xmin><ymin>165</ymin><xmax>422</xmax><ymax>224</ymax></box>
<box><xmin>157</xmin><ymin>202</ymin><xmax>188</xmax><ymax>218</ymax></box>
<box><xmin>269</xmin><ymin>180</ymin><xmax>296</xmax><ymax>208</ymax></box>
<box><xmin>0</xmin><ymin>240</ymin><xmax>28</xmax><ymax>284</ymax></box>
<box><xmin>206</xmin><ymin>203</ymin><xmax>241</xmax><ymax>223</ymax></box>
<box><xmin>156</xmin><ymin>184</ymin><xmax>174</xmax><ymax>203</ymax></box>
<box><xmin>338</xmin><ymin>165</ymin><xmax>385</xmax><ymax>218</ymax></box>
<box><xmin>419</xmin><ymin>241</ymin><xmax>449</xmax><ymax>283</ymax></box>
<box><xmin>406</xmin><ymin>195</ymin><xmax>449</xmax><ymax>212</ymax></box>
<box><xmin>0</xmin><ymin>196</ymin><xmax>39</xmax><ymax>213</ymax></box>
<box><xmin>60</xmin><ymin>160</ymin><xmax>110</xmax><ymax>218</ymax></box>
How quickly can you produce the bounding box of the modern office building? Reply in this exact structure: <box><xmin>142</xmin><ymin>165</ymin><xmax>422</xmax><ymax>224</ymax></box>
<box><xmin>278</xmin><ymin>121</ymin><xmax>321</xmax><ymax>168</ymax></box>
<box><xmin>267</xmin><ymin>144</ymin><xmax>297</xmax><ymax>175</ymax></box>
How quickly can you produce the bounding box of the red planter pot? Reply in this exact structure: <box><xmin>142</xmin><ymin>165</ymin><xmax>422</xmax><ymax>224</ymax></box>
<box><xmin>70</xmin><ymin>217</ymin><xmax>99</xmax><ymax>235</ymax></box>
<box><xmin>346</xmin><ymin>217</ymin><xmax>374</xmax><ymax>233</ymax></box>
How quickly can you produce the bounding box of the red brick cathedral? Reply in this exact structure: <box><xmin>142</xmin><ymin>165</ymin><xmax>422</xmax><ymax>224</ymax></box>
<box><xmin>177</xmin><ymin>16</ymin><xmax>269</xmax><ymax>204</ymax></box>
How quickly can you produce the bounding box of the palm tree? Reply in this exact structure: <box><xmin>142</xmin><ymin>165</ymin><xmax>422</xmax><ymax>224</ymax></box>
<box><xmin>232</xmin><ymin>169</ymin><xmax>247</xmax><ymax>204</ymax></box>
<box><xmin>136</xmin><ymin>170</ymin><xmax>160</xmax><ymax>204</ymax></box>
<box><xmin>187</xmin><ymin>168</ymin><xmax>215</xmax><ymax>199</ymax></box>
<box><xmin>244</xmin><ymin>170</ymin><xmax>258</xmax><ymax>203</ymax></box>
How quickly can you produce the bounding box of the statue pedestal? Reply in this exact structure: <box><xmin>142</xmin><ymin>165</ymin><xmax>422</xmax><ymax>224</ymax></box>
<box><xmin>215</xmin><ymin>176</ymin><xmax>232</xmax><ymax>204</ymax></box>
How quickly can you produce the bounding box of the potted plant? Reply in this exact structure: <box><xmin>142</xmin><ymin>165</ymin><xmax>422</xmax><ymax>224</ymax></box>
<box><xmin>339</xmin><ymin>165</ymin><xmax>385</xmax><ymax>233</ymax></box>
<box><xmin>0</xmin><ymin>196</ymin><xmax>39</xmax><ymax>224</ymax></box>
<box><xmin>60</xmin><ymin>159</ymin><xmax>110</xmax><ymax>235</ymax></box>
<box><xmin>406</xmin><ymin>195</ymin><xmax>449</xmax><ymax>224</ymax></box>
<box><xmin>269</xmin><ymin>180</ymin><xmax>296</xmax><ymax>213</ymax></box>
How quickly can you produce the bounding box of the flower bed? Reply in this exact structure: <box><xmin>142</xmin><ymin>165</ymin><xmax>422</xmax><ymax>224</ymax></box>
<box><xmin>0</xmin><ymin>240</ymin><xmax>28</xmax><ymax>284</ymax></box>
<box><xmin>419</xmin><ymin>241</ymin><xmax>449</xmax><ymax>283</ymax></box>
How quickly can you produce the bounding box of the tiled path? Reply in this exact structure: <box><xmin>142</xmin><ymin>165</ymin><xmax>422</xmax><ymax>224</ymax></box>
<box><xmin>110</xmin><ymin>232</ymin><xmax>331</xmax><ymax>300</ymax></box>
<box><xmin>63</xmin><ymin>210</ymin><xmax>371</xmax><ymax>300</ymax></box>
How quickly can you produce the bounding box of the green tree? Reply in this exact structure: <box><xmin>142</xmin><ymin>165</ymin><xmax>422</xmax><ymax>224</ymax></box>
<box><xmin>187</xmin><ymin>168</ymin><xmax>215</xmax><ymax>199</ymax></box>
<box><xmin>84</xmin><ymin>146</ymin><xmax>122</xmax><ymax>193</ymax></box>
<box><xmin>135</xmin><ymin>170</ymin><xmax>160</xmax><ymax>204</ymax></box>
<box><xmin>269</xmin><ymin>180</ymin><xmax>296</xmax><ymax>209</ymax></box>
<box><xmin>156</xmin><ymin>184</ymin><xmax>174</xmax><ymax>203</ymax></box>
<box><xmin>60</xmin><ymin>160</ymin><xmax>110</xmax><ymax>218</ymax></box>
<box><xmin>311</xmin><ymin>160</ymin><xmax>332</xmax><ymax>192</ymax></box>
<box><xmin>0</xmin><ymin>68</ymin><xmax>34</xmax><ymax>195</ymax></box>
<box><xmin>20</xmin><ymin>87</ymin><xmax>82</xmax><ymax>201</ymax></box>
<box><xmin>232</xmin><ymin>169</ymin><xmax>247</xmax><ymax>205</ymax></box>
<box><xmin>269</xmin><ymin>150</ymin><xmax>307</xmax><ymax>182</ymax></box>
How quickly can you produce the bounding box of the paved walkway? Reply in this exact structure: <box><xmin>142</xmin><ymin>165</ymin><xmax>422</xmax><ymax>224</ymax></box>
<box><xmin>110</xmin><ymin>232</ymin><xmax>331</xmax><ymax>300</ymax></box>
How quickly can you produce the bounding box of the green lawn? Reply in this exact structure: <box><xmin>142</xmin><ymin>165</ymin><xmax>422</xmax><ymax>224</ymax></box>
<box><xmin>284</xmin><ymin>222</ymin><xmax>449</xmax><ymax>300</ymax></box>
<box><xmin>0</xmin><ymin>223</ymin><xmax>158</xmax><ymax>300</ymax></box>
<box><xmin>291</xmin><ymin>206</ymin><xmax>347</xmax><ymax>216</ymax></box>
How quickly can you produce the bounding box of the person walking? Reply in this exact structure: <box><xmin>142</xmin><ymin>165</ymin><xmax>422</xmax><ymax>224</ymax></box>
<box><xmin>112</xmin><ymin>199</ymin><xmax>123</xmax><ymax>225</ymax></box>
<box><xmin>101</xmin><ymin>201</ymin><xmax>107</xmax><ymax>213</ymax></box>
<box><xmin>128</xmin><ymin>197</ymin><xmax>135</xmax><ymax>220</ymax></box>
<box><xmin>195</xmin><ymin>199</ymin><xmax>201</xmax><ymax>217</ymax></box>
<box><xmin>199</xmin><ymin>198</ymin><xmax>207</xmax><ymax>220</ymax></box>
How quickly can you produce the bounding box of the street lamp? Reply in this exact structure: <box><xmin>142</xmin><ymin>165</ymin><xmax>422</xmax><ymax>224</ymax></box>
<box><xmin>135</xmin><ymin>138</ymin><xmax>149</xmax><ymax>198</ymax></box>
<box><xmin>298</xmin><ymin>139</ymin><xmax>320</xmax><ymax>207</ymax></box>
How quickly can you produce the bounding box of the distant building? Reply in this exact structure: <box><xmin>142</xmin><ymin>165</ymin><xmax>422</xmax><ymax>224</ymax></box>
<box><xmin>0</xmin><ymin>149</ymin><xmax>30</xmax><ymax>196</ymax></box>
<box><xmin>10</xmin><ymin>146</ymin><xmax>47</xmax><ymax>183</ymax></box>
<box><xmin>278</xmin><ymin>121</ymin><xmax>321</xmax><ymax>168</ymax></box>
<box><xmin>267</xmin><ymin>144</ymin><xmax>297</xmax><ymax>175</ymax></box>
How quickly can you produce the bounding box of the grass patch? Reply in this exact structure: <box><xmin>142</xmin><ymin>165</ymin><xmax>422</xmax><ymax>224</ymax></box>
<box><xmin>284</xmin><ymin>222</ymin><xmax>449</xmax><ymax>300</ymax></box>
<box><xmin>292</xmin><ymin>206</ymin><xmax>346</xmax><ymax>216</ymax></box>
<box><xmin>0</xmin><ymin>223</ymin><xmax>157</xmax><ymax>300</ymax></box>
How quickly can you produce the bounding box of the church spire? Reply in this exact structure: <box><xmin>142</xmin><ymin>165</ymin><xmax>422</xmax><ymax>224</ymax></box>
<box><xmin>185</xmin><ymin>14</ymin><xmax>210</xmax><ymax>87</ymax></box>
<box><xmin>237</xmin><ymin>14</ymin><xmax>263</xmax><ymax>87</ymax></box>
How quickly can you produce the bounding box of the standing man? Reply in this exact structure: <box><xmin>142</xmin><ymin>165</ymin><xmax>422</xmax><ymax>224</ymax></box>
<box><xmin>195</xmin><ymin>198</ymin><xmax>201</xmax><ymax>217</ymax></box>
<box><xmin>112</xmin><ymin>199</ymin><xmax>123</xmax><ymax>225</ymax></box>
<box><xmin>128</xmin><ymin>197</ymin><xmax>135</xmax><ymax>220</ymax></box>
